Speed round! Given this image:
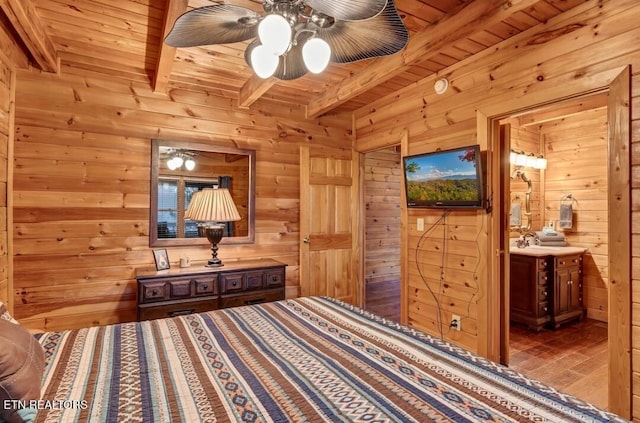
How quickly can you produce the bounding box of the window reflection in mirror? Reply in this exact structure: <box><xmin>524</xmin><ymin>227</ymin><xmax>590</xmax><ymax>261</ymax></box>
<box><xmin>150</xmin><ymin>140</ymin><xmax>255</xmax><ymax>247</ymax></box>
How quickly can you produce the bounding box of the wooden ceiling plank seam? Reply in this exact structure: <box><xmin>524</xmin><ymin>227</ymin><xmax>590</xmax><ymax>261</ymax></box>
<box><xmin>44</xmin><ymin>14</ymin><xmax>160</xmax><ymax>44</ymax></box>
<box><xmin>0</xmin><ymin>0</ymin><xmax>59</xmax><ymax>72</ymax></box>
<box><xmin>45</xmin><ymin>0</ymin><xmax>165</xmax><ymax>26</ymax></box>
<box><xmin>306</xmin><ymin>0</ymin><xmax>541</xmax><ymax>118</ymax></box>
<box><xmin>154</xmin><ymin>0</ymin><xmax>188</xmax><ymax>93</ymax></box>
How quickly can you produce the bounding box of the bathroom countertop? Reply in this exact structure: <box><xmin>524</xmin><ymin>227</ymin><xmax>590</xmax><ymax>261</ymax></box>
<box><xmin>509</xmin><ymin>245</ymin><xmax>588</xmax><ymax>257</ymax></box>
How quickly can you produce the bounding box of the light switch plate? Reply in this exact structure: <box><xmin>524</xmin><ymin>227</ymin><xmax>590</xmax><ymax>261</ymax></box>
<box><xmin>417</xmin><ymin>218</ymin><xmax>424</xmax><ymax>231</ymax></box>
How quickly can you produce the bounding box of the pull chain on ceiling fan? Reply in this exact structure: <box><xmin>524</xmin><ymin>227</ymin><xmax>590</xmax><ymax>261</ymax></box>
<box><xmin>165</xmin><ymin>0</ymin><xmax>409</xmax><ymax>80</ymax></box>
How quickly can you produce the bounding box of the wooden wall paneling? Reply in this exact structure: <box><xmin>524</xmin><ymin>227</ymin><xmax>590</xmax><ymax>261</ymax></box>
<box><xmin>354</xmin><ymin>0</ymin><xmax>639</xmax><ymax>144</ymax></box>
<box><xmin>364</xmin><ymin>148</ymin><xmax>401</xmax><ymax>285</ymax></box>
<box><xmin>0</xmin><ymin>52</ymin><xmax>11</xmax><ymax>307</ymax></box>
<box><xmin>541</xmin><ymin>107</ymin><xmax>609</xmax><ymax>321</ymax></box>
<box><xmin>12</xmin><ymin>69</ymin><xmax>352</xmax><ymax>330</ymax></box>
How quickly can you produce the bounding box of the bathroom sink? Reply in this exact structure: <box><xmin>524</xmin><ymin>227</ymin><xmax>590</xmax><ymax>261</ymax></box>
<box><xmin>509</xmin><ymin>245</ymin><xmax>588</xmax><ymax>256</ymax></box>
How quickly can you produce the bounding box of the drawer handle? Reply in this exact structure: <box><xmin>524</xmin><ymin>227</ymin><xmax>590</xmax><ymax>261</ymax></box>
<box><xmin>152</xmin><ymin>289</ymin><xmax>158</xmax><ymax>296</ymax></box>
<box><xmin>232</xmin><ymin>281</ymin><xmax>237</xmax><ymax>287</ymax></box>
<box><xmin>168</xmin><ymin>309</ymin><xmax>195</xmax><ymax>317</ymax></box>
<box><xmin>271</xmin><ymin>276</ymin><xmax>278</xmax><ymax>282</ymax></box>
<box><xmin>203</xmin><ymin>284</ymin><xmax>208</xmax><ymax>289</ymax></box>
<box><xmin>245</xmin><ymin>298</ymin><xmax>266</xmax><ymax>306</ymax></box>
<box><xmin>542</xmin><ymin>291</ymin><xmax>547</xmax><ymax>296</ymax></box>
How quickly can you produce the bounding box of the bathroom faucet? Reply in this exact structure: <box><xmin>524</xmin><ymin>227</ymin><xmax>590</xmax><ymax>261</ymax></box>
<box><xmin>515</xmin><ymin>232</ymin><xmax>536</xmax><ymax>248</ymax></box>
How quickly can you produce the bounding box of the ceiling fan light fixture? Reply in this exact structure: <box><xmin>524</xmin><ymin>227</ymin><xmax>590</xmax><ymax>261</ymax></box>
<box><xmin>185</xmin><ymin>158</ymin><xmax>196</xmax><ymax>171</ymax></box>
<box><xmin>258</xmin><ymin>14</ymin><xmax>292</xmax><ymax>55</ymax></box>
<box><xmin>167</xmin><ymin>157</ymin><xmax>178</xmax><ymax>170</ymax></box>
<box><xmin>251</xmin><ymin>45</ymin><xmax>279</xmax><ymax>78</ymax></box>
<box><xmin>302</xmin><ymin>38</ymin><xmax>331</xmax><ymax>74</ymax></box>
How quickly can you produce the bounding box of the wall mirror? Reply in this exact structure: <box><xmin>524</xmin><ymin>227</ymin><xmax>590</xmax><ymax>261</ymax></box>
<box><xmin>150</xmin><ymin>139</ymin><xmax>256</xmax><ymax>247</ymax></box>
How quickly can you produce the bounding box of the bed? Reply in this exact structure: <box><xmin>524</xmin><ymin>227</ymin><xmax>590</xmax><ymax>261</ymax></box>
<box><xmin>3</xmin><ymin>297</ymin><xmax>627</xmax><ymax>422</ymax></box>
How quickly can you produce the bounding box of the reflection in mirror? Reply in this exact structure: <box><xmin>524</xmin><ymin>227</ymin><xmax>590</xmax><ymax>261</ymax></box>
<box><xmin>510</xmin><ymin>168</ymin><xmax>532</xmax><ymax>233</ymax></box>
<box><xmin>150</xmin><ymin>139</ymin><xmax>255</xmax><ymax>247</ymax></box>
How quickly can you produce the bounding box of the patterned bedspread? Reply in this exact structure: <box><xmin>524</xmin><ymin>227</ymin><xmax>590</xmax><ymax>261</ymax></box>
<box><xmin>34</xmin><ymin>297</ymin><xmax>625</xmax><ymax>422</ymax></box>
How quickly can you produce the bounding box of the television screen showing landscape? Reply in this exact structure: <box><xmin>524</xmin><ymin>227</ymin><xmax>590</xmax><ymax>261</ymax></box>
<box><xmin>404</xmin><ymin>146</ymin><xmax>481</xmax><ymax>206</ymax></box>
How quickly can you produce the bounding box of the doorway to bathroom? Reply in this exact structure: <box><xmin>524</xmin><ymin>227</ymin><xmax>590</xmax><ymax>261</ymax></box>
<box><xmin>501</xmin><ymin>92</ymin><xmax>611</xmax><ymax>409</ymax></box>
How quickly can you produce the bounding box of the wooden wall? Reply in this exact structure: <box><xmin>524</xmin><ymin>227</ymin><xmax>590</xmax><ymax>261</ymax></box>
<box><xmin>541</xmin><ymin>108</ymin><xmax>609</xmax><ymax>322</ymax></box>
<box><xmin>355</xmin><ymin>0</ymin><xmax>639</xmax><ymax>374</ymax></box>
<box><xmin>0</xmin><ymin>56</ymin><xmax>11</xmax><ymax>306</ymax></box>
<box><xmin>364</xmin><ymin>147</ymin><xmax>401</xmax><ymax>284</ymax></box>
<box><xmin>12</xmin><ymin>70</ymin><xmax>352</xmax><ymax>331</ymax></box>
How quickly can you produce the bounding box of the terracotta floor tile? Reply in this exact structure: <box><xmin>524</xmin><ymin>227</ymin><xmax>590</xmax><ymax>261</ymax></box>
<box><xmin>509</xmin><ymin>318</ymin><xmax>608</xmax><ymax>409</ymax></box>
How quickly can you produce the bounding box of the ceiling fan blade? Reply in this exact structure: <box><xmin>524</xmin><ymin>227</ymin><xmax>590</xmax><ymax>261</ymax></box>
<box><xmin>165</xmin><ymin>5</ymin><xmax>260</xmax><ymax>47</ymax></box>
<box><xmin>316</xmin><ymin>0</ymin><xmax>408</xmax><ymax>63</ymax></box>
<box><xmin>244</xmin><ymin>39</ymin><xmax>308</xmax><ymax>81</ymax></box>
<box><xmin>306</xmin><ymin>0</ymin><xmax>387</xmax><ymax>21</ymax></box>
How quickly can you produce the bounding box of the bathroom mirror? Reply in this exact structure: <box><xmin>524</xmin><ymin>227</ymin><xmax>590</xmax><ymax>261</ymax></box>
<box><xmin>150</xmin><ymin>139</ymin><xmax>255</xmax><ymax>247</ymax></box>
<box><xmin>510</xmin><ymin>169</ymin><xmax>532</xmax><ymax>233</ymax></box>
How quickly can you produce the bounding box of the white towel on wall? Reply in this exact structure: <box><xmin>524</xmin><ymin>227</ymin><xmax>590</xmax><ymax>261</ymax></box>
<box><xmin>510</xmin><ymin>203</ymin><xmax>521</xmax><ymax>226</ymax></box>
<box><xmin>559</xmin><ymin>204</ymin><xmax>573</xmax><ymax>229</ymax></box>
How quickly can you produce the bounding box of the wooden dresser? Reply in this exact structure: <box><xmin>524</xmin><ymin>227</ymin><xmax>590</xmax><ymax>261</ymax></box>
<box><xmin>136</xmin><ymin>258</ymin><xmax>286</xmax><ymax>321</ymax></box>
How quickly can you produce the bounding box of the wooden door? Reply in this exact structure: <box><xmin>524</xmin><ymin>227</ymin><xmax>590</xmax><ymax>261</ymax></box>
<box><xmin>300</xmin><ymin>144</ymin><xmax>358</xmax><ymax>305</ymax></box>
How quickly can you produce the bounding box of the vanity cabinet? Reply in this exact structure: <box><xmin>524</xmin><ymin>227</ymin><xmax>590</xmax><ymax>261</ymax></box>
<box><xmin>550</xmin><ymin>254</ymin><xmax>584</xmax><ymax>328</ymax></box>
<box><xmin>136</xmin><ymin>258</ymin><xmax>285</xmax><ymax>321</ymax></box>
<box><xmin>509</xmin><ymin>254</ymin><xmax>551</xmax><ymax>331</ymax></box>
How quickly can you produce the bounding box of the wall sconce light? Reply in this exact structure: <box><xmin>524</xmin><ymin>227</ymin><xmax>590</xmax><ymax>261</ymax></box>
<box><xmin>510</xmin><ymin>149</ymin><xmax>546</xmax><ymax>170</ymax></box>
<box><xmin>166</xmin><ymin>151</ymin><xmax>196</xmax><ymax>171</ymax></box>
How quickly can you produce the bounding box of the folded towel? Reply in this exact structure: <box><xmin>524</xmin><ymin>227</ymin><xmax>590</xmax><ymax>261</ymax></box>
<box><xmin>535</xmin><ymin>231</ymin><xmax>565</xmax><ymax>242</ymax></box>
<box><xmin>510</xmin><ymin>203</ymin><xmax>521</xmax><ymax>226</ymax></box>
<box><xmin>535</xmin><ymin>239</ymin><xmax>568</xmax><ymax>247</ymax></box>
<box><xmin>559</xmin><ymin>204</ymin><xmax>573</xmax><ymax>229</ymax></box>
<box><xmin>542</xmin><ymin>226</ymin><xmax>558</xmax><ymax>235</ymax></box>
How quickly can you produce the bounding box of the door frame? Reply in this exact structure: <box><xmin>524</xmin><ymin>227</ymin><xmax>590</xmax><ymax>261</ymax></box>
<box><xmin>480</xmin><ymin>66</ymin><xmax>631</xmax><ymax>418</ymax></box>
<box><xmin>355</xmin><ymin>130</ymin><xmax>409</xmax><ymax>321</ymax></box>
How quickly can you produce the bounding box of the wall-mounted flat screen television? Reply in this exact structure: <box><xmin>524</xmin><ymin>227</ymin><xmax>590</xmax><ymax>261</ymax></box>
<box><xmin>403</xmin><ymin>145</ymin><xmax>484</xmax><ymax>209</ymax></box>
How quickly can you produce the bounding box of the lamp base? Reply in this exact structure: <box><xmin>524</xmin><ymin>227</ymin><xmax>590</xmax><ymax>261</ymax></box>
<box><xmin>205</xmin><ymin>225</ymin><xmax>225</xmax><ymax>267</ymax></box>
<box><xmin>205</xmin><ymin>260</ymin><xmax>223</xmax><ymax>268</ymax></box>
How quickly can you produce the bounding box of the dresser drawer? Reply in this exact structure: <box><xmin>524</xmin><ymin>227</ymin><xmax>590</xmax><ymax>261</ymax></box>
<box><xmin>140</xmin><ymin>281</ymin><xmax>169</xmax><ymax>303</ymax></box>
<box><xmin>219</xmin><ymin>289</ymin><xmax>284</xmax><ymax>309</ymax></box>
<box><xmin>169</xmin><ymin>279</ymin><xmax>191</xmax><ymax>299</ymax></box>
<box><xmin>138</xmin><ymin>298</ymin><xmax>218</xmax><ymax>321</ymax></box>
<box><xmin>556</xmin><ymin>254</ymin><xmax>582</xmax><ymax>269</ymax></box>
<box><xmin>194</xmin><ymin>277</ymin><xmax>217</xmax><ymax>296</ymax></box>
<box><xmin>220</xmin><ymin>273</ymin><xmax>244</xmax><ymax>293</ymax></box>
<box><xmin>265</xmin><ymin>268</ymin><xmax>285</xmax><ymax>287</ymax></box>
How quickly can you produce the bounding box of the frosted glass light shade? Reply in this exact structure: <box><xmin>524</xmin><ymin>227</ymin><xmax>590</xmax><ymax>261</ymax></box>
<box><xmin>258</xmin><ymin>14</ymin><xmax>291</xmax><ymax>55</ymax></box>
<box><xmin>185</xmin><ymin>158</ymin><xmax>196</xmax><ymax>171</ymax></box>
<box><xmin>251</xmin><ymin>45</ymin><xmax>279</xmax><ymax>79</ymax></box>
<box><xmin>302</xmin><ymin>38</ymin><xmax>331</xmax><ymax>73</ymax></box>
<box><xmin>167</xmin><ymin>157</ymin><xmax>178</xmax><ymax>170</ymax></box>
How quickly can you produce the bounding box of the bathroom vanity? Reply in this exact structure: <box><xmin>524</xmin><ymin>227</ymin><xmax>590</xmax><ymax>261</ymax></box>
<box><xmin>509</xmin><ymin>246</ymin><xmax>586</xmax><ymax>331</ymax></box>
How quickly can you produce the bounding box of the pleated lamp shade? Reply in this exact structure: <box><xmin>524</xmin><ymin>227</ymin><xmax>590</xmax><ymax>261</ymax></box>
<box><xmin>185</xmin><ymin>188</ymin><xmax>241</xmax><ymax>222</ymax></box>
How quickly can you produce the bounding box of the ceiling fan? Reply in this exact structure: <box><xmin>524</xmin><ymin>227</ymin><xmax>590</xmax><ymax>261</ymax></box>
<box><xmin>164</xmin><ymin>0</ymin><xmax>409</xmax><ymax>80</ymax></box>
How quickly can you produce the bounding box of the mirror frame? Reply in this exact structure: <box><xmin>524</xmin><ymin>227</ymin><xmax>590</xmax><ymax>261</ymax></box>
<box><xmin>149</xmin><ymin>139</ymin><xmax>256</xmax><ymax>247</ymax></box>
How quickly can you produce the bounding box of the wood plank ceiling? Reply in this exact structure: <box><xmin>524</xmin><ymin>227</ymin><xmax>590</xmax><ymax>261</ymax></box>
<box><xmin>2</xmin><ymin>0</ymin><xmax>587</xmax><ymax>117</ymax></box>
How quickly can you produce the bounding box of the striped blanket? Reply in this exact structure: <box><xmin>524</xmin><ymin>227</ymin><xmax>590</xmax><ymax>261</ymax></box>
<box><xmin>34</xmin><ymin>297</ymin><xmax>625</xmax><ymax>422</ymax></box>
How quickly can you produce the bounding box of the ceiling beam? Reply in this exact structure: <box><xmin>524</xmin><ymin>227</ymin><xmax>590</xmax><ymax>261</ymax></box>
<box><xmin>0</xmin><ymin>0</ymin><xmax>58</xmax><ymax>72</ymax></box>
<box><xmin>306</xmin><ymin>0</ymin><xmax>539</xmax><ymax>118</ymax></box>
<box><xmin>153</xmin><ymin>0</ymin><xmax>189</xmax><ymax>93</ymax></box>
<box><xmin>238</xmin><ymin>74</ymin><xmax>277</xmax><ymax>108</ymax></box>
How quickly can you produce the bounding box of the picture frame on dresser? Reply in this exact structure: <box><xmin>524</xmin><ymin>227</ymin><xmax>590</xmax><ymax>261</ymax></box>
<box><xmin>153</xmin><ymin>249</ymin><xmax>170</xmax><ymax>270</ymax></box>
